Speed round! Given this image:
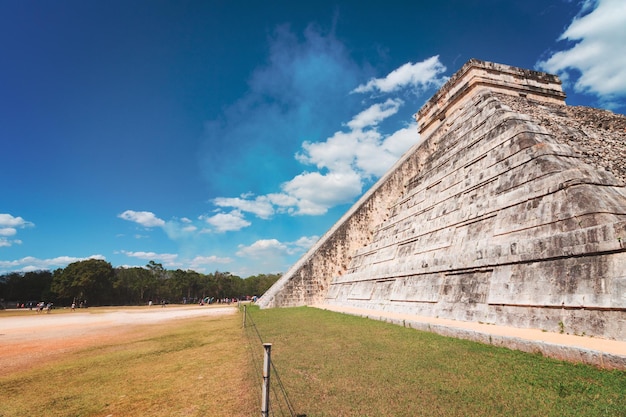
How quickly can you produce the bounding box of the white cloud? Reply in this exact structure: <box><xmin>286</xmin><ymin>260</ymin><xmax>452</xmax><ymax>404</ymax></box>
<box><xmin>0</xmin><ymin>214</ymin><xmax>34</xmax><ymax>247</ymax></box>
<box><xmin>292</xmin><ymin>235</ymin><xmax>320</xmax><ymax>250</ymax></box>
<box><xmin>209</xmin><ymin>57</ymin><xmax>435</xmax><ymax>218</ymax></box>
<box><xmin>296</xmin><ymin>107</ymin><xmax>418</xmax><ymax>179</ymax></box>
<box><xmin>537</xmin><ymin>0</ymin><xmax>626</xmax><ymax>104</ymax></box>
<box><xmin>203</xmin><ymin>210</ymin><xmax>251</xmax><ymax>232</ymax></box>
<box><xmin>236</xmin><ymin>235</ymin><xmax>318</xmax><ymax>258</ymax></box>
<box><xmin>190</xmin><ymin>255</ymin><xmax>232</xmax><ymax>266</ymax></box>
<box><xmin>236</xmin><ymin>239</ymin><xmax>287</xmax><ymax>258</ymax></box>
<box><xmin>266</xmin><ymin>193</ymin><xmax>299</xmax><ymax>208</ymax></box>
<box><xmin>118</xmin><ymin>210</ymin><xmax>166</xmax><ymax>228</ymax></box>
<box><xmin>381</xmin><ymin>122</ymin><xmax>420</xmax><ymax>155</ymax></box>
<box><xmin>0</xmin><ymin>213</ymin><xmax>34</xmax><ymax>228</ymax></box>
<box><xmin>352</xmin><ymin>55</ymin><xmax>447</xmax><ymax>94</ymax></box>
<box><xmin>161</xmin><ymin>218</ymin><xmax>201</xmax><ymax>240</ymax></box>
<box><xmin>120</xmin><ymin>250</ymin><xmax>178</xmax><ymax>264</ymax></box>
<box><xmin>0</xmin><ymin>254</ymin><xmax>105</xmax><ymax>274</ymax></box>
<box><xmin>297</xmin><ymin>130</ymin><xmax>365</xmax><ymax>171</ymax></box>
<box><xmin>225</xmin><ymin>114</ymin><xmax>416</xmax><ymax>218</ymax></box>
<box><xmin>209</xmin><ymin>103</ymin><xmax>417</xmax><ymax>217</ymax></box>
<box><xmin>0</xmin><ymin>228</ymin><xmax>17</xmax><ymax>237</ymax></box>
<box><xmin>347</xmin><ymin>99</ymin><xmax>403</xmax><ymax>130</ymax></box>
<box><xmin>213</xmin><ymin>195</ymin><xmax>275</xmax><ymax>219</ymax></box>
<box><xmin>355</xmin><ymin>121</ymin><xmax>421</xmax><ymax>177</ymax></box>
<box><xmin>282</xmin><ymin>170</ymin><xmax>364</xmax><ymax>215</ymax></box>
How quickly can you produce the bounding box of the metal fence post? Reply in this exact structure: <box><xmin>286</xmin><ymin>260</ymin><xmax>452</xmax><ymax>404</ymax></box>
<box><xmin>243</xmin><ymin>305</ymin><xmax>247</xmax><ymax>329</ymax></box>
<box><xmin>261</xmin><ymin>343</ymin><xmax>272</xmax><ymax>417</ymax></box>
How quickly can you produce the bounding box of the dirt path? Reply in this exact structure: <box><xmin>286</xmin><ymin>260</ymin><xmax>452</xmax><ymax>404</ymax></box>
<box><xmin>0</xmin><ymin>306</ymin><xmax>236</xmax><ymax>375</ymax></box>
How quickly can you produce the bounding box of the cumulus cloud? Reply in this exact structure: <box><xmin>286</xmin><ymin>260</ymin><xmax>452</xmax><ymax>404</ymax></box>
<box><xmin>0</xmin><ymin>228</ymin><xmax>17</xmax><ymax>237</ymax></box>
<box><xmin>212</xmin><ymin>70</ymin><xmax>428</xmax><ymax>217</ymax></box>
<box><xmin>0</xmin><ymin>238</ymin><xmax>21</xmax><ymax>247</ymax></box>
<box><xmin>381</xmin><ymin>123</ymin><xmax>420</xmax><ymax>156</ymax></box>
<box><xmin>352</xmin><ymin>55</ymin><xmax>447</xmax><ymax>94</ymax></box>
<box><xmin>296</xmin><ymin>119</ymin><xmax>420</xmax><ymax>180</ymax></box>
<box><xmin>236</xmin><ymin>235</ymin><xmax>318</xmax><ymax>258</ymax></box>
<box><xmin>0</xmin><ymin>213</ymin><xmax>34</xmax><ymax>228</ymax></box>
<box><xmin>118</xmin><ymin>210</ymin><xmax>165</xmax><ymax>228</ymax></box>
<box><xmin>237</xmin><ymin>239</ymin><xmax>288</xmax><ymax>258</ymax></box>
<box><xmin>266</xmin><ymin>99</ymin><xmax>420</xmax><ymax>214</ymax></box>
<box><xmin>0</xmin><ymin>213</ymin><xmax>34</xmax><ymax>247</ymax></box>
<box><xmin>120</xmin><ymin>250</ymin><xmax>178</xmax><ymax>265</ymax></box>
<box><xmin>213</xmin><ymin>195</ymin><xmax>275</xmax><ymax>219</ymax></box>
<box><xmin>205</xmin><ymin>30</ymin><xmax>441</xmax><ymax>220</ymax></box>
<box><xmin>160</xmin><ymin>218</ymin><xmax>201</xmax><ymax>241</ymax></box>
<box><xmin>190</xmin><ymin>255</ymin><xmax>232</xmax><ymax>266</ymax></box>
<box><xmin>281</xmin><ymin>170</ymin><xmax>363</xmax><ymax>215</ymax></box>
<box><xmin>266</xmin><ymin>193</ymin><xmax>299</xmax><ymax>209</ymax></box>
<box><xmin>0</xmin><ymin>254</ymin><xmax>105</xmax><ymax>274</ymax></box>
<box><xmin>537</xmin><ymin>0</ymin><xmax>626</xmax><ymax>107</ymax></box>
<box><xmin>202</xmin><ymin>210</ymin><xmax>251</xmax><ymax>233</ymax></box>
<box><xmin>292</xmin><ymin>235</ymin><xmax>320</xmax><ymax>250</ymax></box>
<box><xmin>347</xmin><ymin>99</ymin><xmax>403</xmax><ymax>130</ymax></box>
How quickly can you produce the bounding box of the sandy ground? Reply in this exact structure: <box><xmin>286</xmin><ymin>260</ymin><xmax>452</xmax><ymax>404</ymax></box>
<box><xmin>0</xmin><ymin>305</ymin><xmax>236</xmax><ymax>375</ymax></box>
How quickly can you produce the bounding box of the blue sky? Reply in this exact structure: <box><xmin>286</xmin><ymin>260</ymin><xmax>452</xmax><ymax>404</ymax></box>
<box><xmin>1</xmin><ymin>0</ymin><xmax>625</xmax><ymax>276</ymax></box>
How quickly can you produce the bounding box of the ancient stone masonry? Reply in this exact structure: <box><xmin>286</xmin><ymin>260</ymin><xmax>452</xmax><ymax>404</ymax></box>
<box><xmin>258</xmin><ymin>59</ymin><xmax>626</xmax><ymax>342</ymax></box>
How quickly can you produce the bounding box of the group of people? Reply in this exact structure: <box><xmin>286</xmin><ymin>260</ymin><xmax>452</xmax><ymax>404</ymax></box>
<box><xmin>35</xmin><ymin>301</ymin><xmax>53</xmax><ymax>313</ymax></box>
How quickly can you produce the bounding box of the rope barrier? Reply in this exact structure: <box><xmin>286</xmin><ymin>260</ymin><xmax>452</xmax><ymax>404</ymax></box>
<box><xmin>242</xmin><ymin>305</ymin><xmax>303</xmax><ymax>417</ymax></box>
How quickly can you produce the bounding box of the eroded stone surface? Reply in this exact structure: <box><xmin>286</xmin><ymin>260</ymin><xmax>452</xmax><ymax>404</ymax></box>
<box><xmin>258</xmin><ymin>60</ymin><xmax>626</xmax><ymax>343</ymax></box>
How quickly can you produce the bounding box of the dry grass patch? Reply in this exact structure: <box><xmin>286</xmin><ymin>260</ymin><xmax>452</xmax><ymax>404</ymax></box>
<box><xmin>1</xmin><ymin>313</ymin><xmax>256</xmax><ymax>417</ymax></box>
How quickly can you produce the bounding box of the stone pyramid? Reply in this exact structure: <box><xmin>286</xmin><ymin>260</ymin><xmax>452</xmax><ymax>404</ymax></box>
<box><xmin>258</xmin><ymin>59</ymin><xmax>626</xmax><ymax>341</ymax></box>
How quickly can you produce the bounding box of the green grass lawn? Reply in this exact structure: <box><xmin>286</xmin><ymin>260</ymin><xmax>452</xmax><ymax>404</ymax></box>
<box><xmin>2</xmin><ymin>305</ymin><xmax>625</xmax><ymax>416</ymax></box>
<box><xmin>245</xmin><ymin>306</ymin><xmax>626</xmax><ymax>417</ymax></box>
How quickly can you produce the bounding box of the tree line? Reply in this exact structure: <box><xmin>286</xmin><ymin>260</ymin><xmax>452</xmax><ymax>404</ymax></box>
<box><xmin>0</xmin><ymin>259</ymin><xmax>281</xmax><ymax>308</ymax></box>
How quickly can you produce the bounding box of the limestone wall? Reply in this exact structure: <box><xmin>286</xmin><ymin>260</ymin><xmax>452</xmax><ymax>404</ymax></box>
<box><xmin>258</xmin><ymin>60</ymin><xmax>626</xmax><ymax>341</ymax></box>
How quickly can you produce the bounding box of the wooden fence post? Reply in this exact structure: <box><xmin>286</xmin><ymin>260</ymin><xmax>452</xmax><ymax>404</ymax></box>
<box><xmin>261</xmin><ymin>343</ymin><xmax>272</xmax><ymax>417</ymax></box>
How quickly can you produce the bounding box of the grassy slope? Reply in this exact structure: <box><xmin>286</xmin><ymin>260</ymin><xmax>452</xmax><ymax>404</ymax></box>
<box><xmin>246</xmin><ymin>306</ymin><xmax>626</xmax><ymax>417</ymax></box>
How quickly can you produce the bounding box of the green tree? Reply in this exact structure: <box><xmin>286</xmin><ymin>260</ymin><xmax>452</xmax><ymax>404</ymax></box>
<box><xmin>243</xmin><ymin>273</ymin><xmax>281</xmax><ymax>297</ymax></box>
<box><xmin>146</xmin><ymin>261</ymin><xmax>165</xmax><ymax>279</ymax></box>
<box><xmin>0</xmin><ymin>271</ymin><xmax>54</xmax><ymax>305</ymax></box>
<box><xmin>113</xmin><ymin>267</ymin><xmax>156</xmax><ymax>304</ymax></box>
<box><xmin>146</xmin><ymin>261</ymin><xmax>173</xmax><ymax>302</ymax></box>
<box><xmin>170</xmin><ymin>269</ymin><xmax>203</xmax><ymax>302</ymax></box>
<box><xmin>51</xmin><ymin>259</ymin><xmax>114</xmax><ymax>306</ymax></box>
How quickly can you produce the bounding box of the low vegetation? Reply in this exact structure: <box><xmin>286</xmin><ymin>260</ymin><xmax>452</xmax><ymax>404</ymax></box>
<box><xmin>2</xmin><ymin>305</ymin><xmax>625</xmax><ymax>416</ymax></box>
<box><xmin>246</xmin><ymin>306</ymin><xmax>626</xmax><ymax>417</ymax></box>
<box><xmin>0</xmin><ymin>312</ymin><xmax>257</xmax><ymax>417</ymax></box>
